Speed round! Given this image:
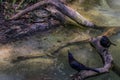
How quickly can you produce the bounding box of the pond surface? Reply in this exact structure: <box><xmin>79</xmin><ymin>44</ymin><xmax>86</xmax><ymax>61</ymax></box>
<box><xmin>71</xmin><ymin>0</ymin><xmax>120</xmax><ymax>26</ymax></box>
<box><xmin>0</xmin><ymin>26</ymin><xmax>119</xmax><ymax>80</ymax></box>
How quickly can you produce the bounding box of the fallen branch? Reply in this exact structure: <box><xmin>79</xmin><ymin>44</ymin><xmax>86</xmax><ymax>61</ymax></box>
<box><xmin>51</xmin><ymin>27</ymin><xmax>120</xmax><ymax>55</ymax></box>
<box><xmin>10</xmin><ymin>0</ymin><xmax>98</xmax><ymax>28</ymax></box>
<box><xmin>71</xmin><ymin>36</ymin><xmax>113</xmax><ymax>80</ymax></box>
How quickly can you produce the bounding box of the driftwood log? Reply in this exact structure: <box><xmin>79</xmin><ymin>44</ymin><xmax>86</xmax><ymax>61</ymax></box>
<box><xmin>10</xmin><ymin>0</ymin><xmax>98</xmax><ymax>28</ymax></box>
<box><xmin>1</xmin><ymin>0</ymin><xmax>119</xmax><ymax>43</ymax></box>
<box><xmin>0</xmin><ymin>0</ymin><xmax>103</xmax><ymax>43</ymax></box>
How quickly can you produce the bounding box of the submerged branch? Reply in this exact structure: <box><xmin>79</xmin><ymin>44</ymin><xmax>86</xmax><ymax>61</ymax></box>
<box><xmin>102</xmin><ymin>27</ymin><xmax>120</xmax><ymax>37</ymax></box>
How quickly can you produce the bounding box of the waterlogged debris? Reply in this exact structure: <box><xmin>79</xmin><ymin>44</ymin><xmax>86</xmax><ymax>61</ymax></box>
<box><xmin>57</xmin><ymin>63</ymin><xmax>64</xmax><ymax>73</ymax></box>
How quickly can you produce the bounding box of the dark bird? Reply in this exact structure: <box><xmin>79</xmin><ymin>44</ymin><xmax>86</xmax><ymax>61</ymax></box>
<box><xmin>100</xmin><ymin>36</ymin><xmax>116</xmax><ymax>48</ymax></box>
<box><xmin>68</xmin><ymin>51</ymin><xmax>99</xmax><ymax>73</ymax></box>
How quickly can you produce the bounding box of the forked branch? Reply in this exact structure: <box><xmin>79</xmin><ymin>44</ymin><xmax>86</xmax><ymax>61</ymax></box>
<box><xmin>10</xmin><ymin>0</ymin><xmax>97</xmax><ymax>28</ymax></box>
<box><xmin>71</xmin><ymin>36</ymin><xmax>113</xmax><ymax>80</ymax></box>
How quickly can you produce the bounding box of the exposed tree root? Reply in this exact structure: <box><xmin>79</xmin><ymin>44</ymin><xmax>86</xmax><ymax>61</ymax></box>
<box><xmin>10</xmin><ymin>0</ymin><xmax>99</xmax><ymax>29</ymax></box>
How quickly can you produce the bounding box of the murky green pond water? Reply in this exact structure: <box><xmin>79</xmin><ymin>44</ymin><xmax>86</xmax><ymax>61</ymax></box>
<box><xmin>0</xmin><ymin>0</ymin><xmax>120</xmax><ymax>80</ymax></box>
<box><xmin>71</xmin><ymin>0</ymin><xmax>120</xmax><ymax>26</ymax></box>
<box><xmin>0</xmin><ymin>26</ymin><xmax>119</xmax><ymax>80</ymax></box>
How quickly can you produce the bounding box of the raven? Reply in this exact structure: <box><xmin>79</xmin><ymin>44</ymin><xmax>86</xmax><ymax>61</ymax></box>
<box><xmin>68</xmin><ymin>51</ymin><xmax>99</xmax><ymax>73</ymax></box>
<box><xmin>100</xmin><ymin>36</ymin><xmax>116</xmax><ymax>48</ymax></box>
